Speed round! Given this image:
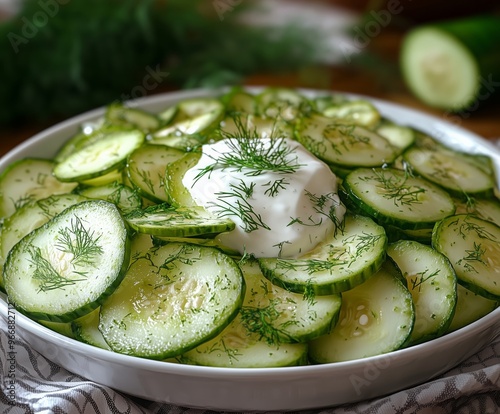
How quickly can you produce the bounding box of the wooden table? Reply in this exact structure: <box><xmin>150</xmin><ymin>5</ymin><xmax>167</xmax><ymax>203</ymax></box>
<box><xmin>1</xmin><ymin>29</ymin><xmax>499</xmax><ymax>157</ymax></box>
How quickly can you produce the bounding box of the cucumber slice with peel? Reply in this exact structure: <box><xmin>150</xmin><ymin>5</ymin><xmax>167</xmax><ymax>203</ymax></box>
<box><xmin>309</xmin><ymin>260</ymin><xmax>414</xmax><ymax>363</ymax></box>
<box><xmin>342</xmin><ymin>167</ymin><xmax>456</xmax><ymax>230</ymax></box>
<box><xmin>4</xmin><ymin>200</ymin><xmax>130</xmax><ymax>322</ymax></box>
<box><xmin>124</xmin><ymin>204</ymin><xmax>235</xmax><ymax>237</ymax></box>
<box><xmin>432</xmin><ymin>214</ymin><xmax>500</xmax><ymax>300</ymax></box>
<box><xmin>387</xmin><ymin>240</ymin><xmax>457</xmax><ymax>345</ymax></box>
<box><xmin>99</xmin><ymin>242</ymin><xmax>245</xmax><ymax>359</ymax></box>
<box><xmin>401</xmin><ymin>16</ymin><xmax>500</xmax><ymax>111</ymax></box>
<box><xmin>258</xmin><ymin>214</ymin><xmax>387</xmax><ymax>295</ymax></box>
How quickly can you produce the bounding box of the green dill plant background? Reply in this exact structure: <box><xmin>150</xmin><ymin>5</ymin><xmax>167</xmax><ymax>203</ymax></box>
<box><xmin>0</xmin><ymin>0</ymin><xmax>322</xmax><ymax>126</ymax></box>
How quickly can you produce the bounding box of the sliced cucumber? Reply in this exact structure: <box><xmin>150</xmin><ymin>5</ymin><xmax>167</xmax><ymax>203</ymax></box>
<box><xmin>99</xmin><ymin>242</ymin><xmax>245</xmax><ymax>359</ymax></box>
<box><xmin>258</xmin><ymin>214</ymin><xmax>387</xmax><ymax>295</ymax></box>
<box><xmin>126</xmin><ymin>143</ymin><xmax>185</xmax><ymax>203</ymax></box>
<box><xmin>0</xmin><ymin>158</ymin><xmax>78</xmax><ymax>218</ymax></box>
<box><xmin>221</xmin><ymin>88</ymin><xmax>256</xmax><ymax>114</ymax></box>
<box><xmin>256</xmin><ymin>87</ymin><xmax>308</xmax><ymax>121</ymax></box>
<box><xmin>71</xmin><ymin>307</ymin><xmax>111</xmax><ymax>350</ymax></box>
<box><xmin>387</xmin><ymin>240</ymin><xmax>457</xmax><ymax>345</ymax></box>
<box><xmin>375</xmin><ymin>121</ymin><xmax>415</xmax><ymax>151</ymax></box>
<box><xmin>309</xmin><ymin>260</ymin><xmax>414</xmax><ymax>363</ymax></box>
<box><xmin>0</xmin><ymin>193</ymin><xmax>88</xmax><ymax>286</ymax></box>
<box><xmin>75</xmin><ymin>182</ymin><xmax>142</xmax><ymax>214</ymax></box>
<box><xmin>454</xmin><ymin>196</ymin><xmax>500</xmax><ymax>227</ymax></box>
<box><xmin>432</xmin><ymin>214</ymin><xmax>500</xmax><ymax>300</ymax></box>
<box><xmin>447</xmin><ymin>284</ymin><xmax>497</xmax><ymax>333</ymax></box>
<box><xmin>342</xmin><ymin>167</ymin><xmax>456</xmax><ymax>230</ymax></box>
<box><xmin>217</xmin><ymin>113</ymin><xmax>293</xmax><ymax>141</ymax></box>
<box><xmin>4</xmin><ymin>200</ymin><xmax>130</xmax><ymax>322</ymax></box>
<box><xmin>164</xmin><ymin>152</ymin><xmax>201</xmax><ymax>208</ymax></box>
<box><xmin>296</xmin><ymin>114</ymin><xmax>398</xmax><ymax>168</ymax></box>
<box><xmin>404</xmin><ymin>146</ymin><xmax>495</xmax><ymax>197</ymax></box>
<box><xmin>53</xmin><ymin>130</ymin><xmax>145</xmax><ymax>182</ymax></box>
<box><xmin>322</xmin><ymin>100</ymin><xmax>381</xmax><ymax>128</ymax></box>
<box><xmin>105</xmin><ymin>102</ymin><xmax>160</xmax><ymax>132</ymax></box>
<box><xmin>179</xmin><ymin>260</ymin><xmax>328</xmax><ymax>367</ymax></box>
<box><xmin>124</xmin><ymin>204</ymin><xmax>235</xmax><ymax>237</ymax></box>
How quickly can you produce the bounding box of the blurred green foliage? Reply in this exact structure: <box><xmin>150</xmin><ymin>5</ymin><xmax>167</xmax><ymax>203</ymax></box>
<box><xmin>0</xmin><ymin>0</ymin><xmax>322</xmax><ymax>125</ymax></box>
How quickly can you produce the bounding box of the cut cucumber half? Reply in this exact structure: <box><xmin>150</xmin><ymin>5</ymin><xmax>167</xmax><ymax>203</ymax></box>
<box><xmin>401</xmin><ymin>16</ymin><xmax>500</xmax><ymax>111</ymax></box>
<box><xmin>342</xmin><ymin>167</ymin><xmax>456</xmax><ymax>230</ymax></box>
<box><xmin>432</xmin><ymin>214</ymin><xmax>500</xmax><ymax>300</ymax></box>
<box><xmin>99</xmin><ymin>242</ymin><xmax>245</xmax><ymax>359</ymax></box>
<box><xmin>387</xmin><ymin>240</ymin><xmax>457</xmax><ymax>345</ymax></box>
<box><xmin>258</xmin><ymin>214</ymin><xmax>387</xmax><ymax>295</ymax></box>
<box><xmin>401</xmin><ymin>26</ymin><xmax>479</xmax><ymax>110</ymax></box>
<box><xmin>124</xmin><ymin>204</ymin><xmax>235</xmax><ymax>237</ymax></box>
<box><xmin>53</xmin><ymin>130</ymin><xmax>145</xmax><ymax>182</ymax></box>
<box><xmin>0</xmin><ymin>158</ymin><xmax>78</xmax><ymax>218</ymax></box>
<box><xmin>309</xmin><ymin>260</ymin><xmax>414</xmax><ymax>363</ymax></box>
<box><xmin>4</xmin><ymin>200</ymin><xmax>130</xmax><ymax>322</ymax></box>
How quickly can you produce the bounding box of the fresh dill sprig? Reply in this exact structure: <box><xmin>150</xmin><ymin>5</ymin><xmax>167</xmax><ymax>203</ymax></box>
<box><xmin>56</xmin><ymin>216</ymin><xmax>103</xmax><ymax>267</ymax></box>
<box><xmin>454</xmin><ymin>215</ymin><xmax>497</xmax><ymax>241</ymax></box>
<box><xmin>239</xmin><ymin>299</ymin><xmax>293</xmax><ymax>346</ymax></box>
<box><xmin>457</xmin><ymin>242</ymin><xmax>487</xmax><ymax>273</ymax></box>
<box><xmin>28</xmin><ymin>245</ymin><xmax>86</xmax><ymax>292</ymax></box>
<box><xmin>211</xmin><ymin>179</ymin><xmax>270</xmax><ymax>233</ymax></box>
<box><xmin>194</xmin><ymin>137</ymin><xmax>303</xmax><ymax>182</ymax></box>
<box><xmin>409</xmin><ymin>268</ymin><xmax>440</xmax><ymax>292</ymax></box>
<box><xmin>275</xmin><ymin>258</ymin><xmax>347</xmax><ymax>275</ymax></box>
<box><xmin>367</xmin><ymin>169</ymin><xmax>426</xmax><ymax>206</ymax></box>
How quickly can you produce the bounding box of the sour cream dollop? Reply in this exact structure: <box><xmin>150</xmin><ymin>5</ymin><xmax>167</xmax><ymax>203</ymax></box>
<box><xmin>182</xmin><ymin>138</ymin><xmax>345</xmax><ymax>258</ymax></box>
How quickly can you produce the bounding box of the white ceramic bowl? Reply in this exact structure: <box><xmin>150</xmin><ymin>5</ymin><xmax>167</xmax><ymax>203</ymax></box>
<box><xmin>1</xmin><ymin>88</ymin><xmax>500</xmax><ymax>412</ymax></box>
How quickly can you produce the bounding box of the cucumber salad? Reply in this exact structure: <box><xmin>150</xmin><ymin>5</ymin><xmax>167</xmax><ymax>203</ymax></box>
<box><xmin>1</xmin><ymin>87</ymin><xmax>500</xmax><ymax>367</ymax></box>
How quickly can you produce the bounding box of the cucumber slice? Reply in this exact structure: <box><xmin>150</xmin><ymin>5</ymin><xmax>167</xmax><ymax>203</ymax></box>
<box><xmin>53</xmin><ymin>130</ymin><xmax>145</xmax><ymax>182</ymax></box>
<box><xmin>342</xmin><ymin>167</ymin><xmax>456</xmax><ymax>230</ymax></box>
<box><xmin>71</xmin><ymin>307</ymin><xmax>111</xmax><ymax>350</ymax></box>
<box><xmin>238</xmin><ymin>260</ymin><xmax>342</xmax><ymax>343</ymax></box>
<box><xmin>75</xmin><ymin>182</ymin><xmax>141</xmax><ymax>214</ymax></box>
<box><xmin>79</xmin><ymin>168</ymin><xmax>124</xmax><ymax>187</ymax></box>
<box><xmin>258</xmin><ymin>214</ymin><xmax>387</xmax><ymax>295</ymax></box>
<box><xmin>404</xmin><ymin>146</ymin><xmax>495</xmax><ymax>197</ymax></box>
<box><xmin>164</xmin><ymin>152</ymin><xmax>201</xmax><ymax>208</ymax></box>
<box><xmin>124</xmin><ymin>204</ymin><xmax>235</xmax><ymax>237</ymax></box>
<box><xmin>401</xmin><ymin>16</ymin><xmax>500</xmax><ymax>111</ymax></box>
<box><xmin>0</xmin><ymin>193</ymin><xmax>88</xmax><ymax>286</ymax></box>
<box><xmin>4</xmin><ymin>200</ymin><xmax>130</xmax><ymax>322</ymax></box>
<box><xmin>447</xmin><ymin>284</ymin><xmax>497</xmax><ymax>333</ymax></box>
<box><xmin>296</xmin><ymin>114</ymin><xmax>398</xmax><ymax>168</ymax></box>
<box><xmin>387</xmin><ymin>240</ymin><xmax>457</xmax><ymax>345</ymax></box>
<box><xmin>217</xmin><ymin>114</ymin><xmax>293</xmax><ymax>141</ymax></box>
<box><xmin>375</xmin><ymin>121</ymin><xmax>415</xmax><ymax>151</ymax></box>
<box><xmin>179</xmin><ymin>260</ymin><xmax>331</xmax><ymax>367</ymax></box>
<box><xmin>99</xmin><ymin>242</ymin><xmax>245</xmax><ymax>359</ymax></box>
<box><xmin>309</xmin><ymin>260</ymin><xmax>414</xmax><ymax>363</ymax></box>
<box><xmin>126</xmin><ymin>143</ymin><xmax>185</xmax><ymax>203</ymax></box>
<box><xmin>256</xmin><ymin>87</ymin><xmax>308</xmax><ymax>121</ymax></box>
<box><xmin>221</xmin><ymin>88</ymin><xmax>256</xmax><ymax>114</ymax></box>
<box><xmin>454</xmin><ymin>196</ymin><xmax>500</xmax><ymax>227</ymax></box>
<box><xmin>432</xmin><ymin>214</ymin><xmax>500</xmax><ymax>300</ymax></box>
<box><xmin>322</xmin><ymin>100</ymin><xmax>381</xmax><ymax>128</ymax></box>
<box><xmin>0</xmin><ymin>158</ymin><xmax>78</xmax><ymax>218</ymax></box>
<box><xmin>105</xmin><ymin>102</ymin><xmax>160</xmax><ymax>132</ymax></box>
